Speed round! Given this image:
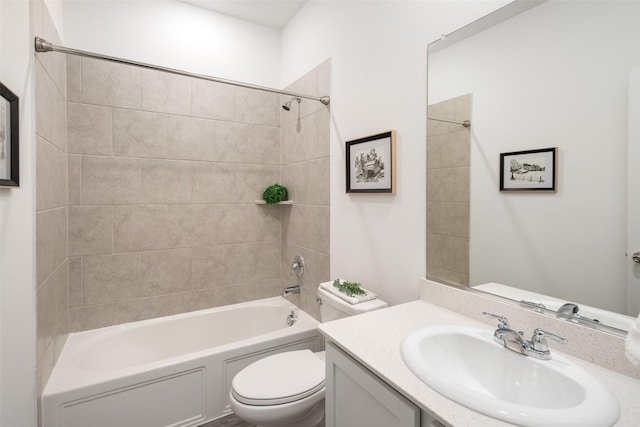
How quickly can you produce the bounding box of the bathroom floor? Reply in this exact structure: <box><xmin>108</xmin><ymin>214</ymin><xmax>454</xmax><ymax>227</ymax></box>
<box><xmin>199</xmin><ymin>414</ymin><xmax>255</xmax><ymax>427</ymax></box>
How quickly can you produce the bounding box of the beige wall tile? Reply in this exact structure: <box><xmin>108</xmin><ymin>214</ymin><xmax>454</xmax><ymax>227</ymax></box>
<box><xmin>39</xmin><ymin>3</ymin><xmax>65</xmax><ymax>95</ymax></box>
<box><xmin>167</xmin><ymin>204</ymin><xmax>253</xmax><ymax>247</ymax></box>
<box><xmin>69</xmin><ymin>304</ymin><xmax>114</xmax><ymax>332</ymax></box>
<box><xmin>191</xmin><ymin>245</ymin><xmax>238</xmax><ymax>289</ymax></box>
<box><xmin>36</xmin><ymin>136</ymin><xmax>67</xmax><ymax>211</ymax></box>
<box><xmin>254</xmin><ymin>205</ymin><xmax>281</xmax><ymax>242</ymax></box>
<box><xmin>235</xmin><ymin>164</ymin><xmax>279</xmax><ymax>203</ymax></box>
<box><xmin>68</xmin><ymin>154</ymin><xmax>82</xmax><ymax>205</ymax></box>
<box><xmin>427</xmin><ymin>166</ymin><xmax>470</xmax><ymax>202</ymax></box>
<box><xmin>427</xmin><ymin>201</ymin><xmax>470</xmax><ymax>238</ymax></box>
<box><xmin>141</xmin><ymin>69</ymin><xmax>191</xmax><ymax>115</ymax></box>
<box><xmin>162</xmin><ymin>289</ymin><xmax>216</xmax><ymax>315</ymax></box>
<box><xmin>114</xmin><ymin>205</ymin><xmax>169</xmax><ymax>252</ymax></box>
<box><xmin>67</xmin><ymin>102</ymin><xmax>113</xmax><ymax>155</ymax></box>
<box><xmin>192</xmin><ymin>79</ymin><xmax>235</xmax><ymax>121</ymax></box>
<box><xmin>68</xmin><ymin>257</ymin><xmax>82</xmax><ymax>308</ymax></box>
<box><xmin>254</xmin><ymin>279</ymin><xmax>284</xmax><ymax>300</ymax></box>
<box><xmin>213</xmin><ymin>283</ymin><xmax>255</xmax><ymax>307</ymax></box>
<box><xmin>83</xmin><ymin>253</ymin><xmax>142</xmax><ymax>305</ymax></box>
<box><xmin>36</xmin><ymin>261</ymin><xmax>68</xmax><ymax>364</ymax></box>
<box><xmin>214</xmin><ymin>121</ymin><xmax>255</xmax><ymax>163</ymax></box>
<box><xmin>246</xmin><ymin>242</ymin><xmax>280</xmax><ymax>283</ymax></box>
<box><xmin>68</xmin><ymin>205</ymin><xmax>114</xmax><ymax>256</ymax></box>
<box><xmin>35</xmin><ymin>60</ymin><xmax>66</xmax><ymax>151</ymax></box>
<box><xmin>141</xmin><ymin>159</ymin><xmax>193</xmax><ymax>204</ymax></box>
<box><xmin>236</xmin><ymin>87</ymin><xmax>279</xmax><ymax>127</ymax></box>
<box><xmin>66</xmin><ymin>54</ymin><xmax>82</xmax><ymax>103</ymax></box>
<box><xmin>36</xmin><ymin>207</ymin><xmax>68</xmax><ymax>286</ymax></box>
<box><xmin>255</xmin><ymin>126</ymin><xmax>280</xmax><ymax>165</ymax></box>
<box><xmin>191</xmin><ymin>162</ymin><xmax>236</xmax><ymax>204</ymax></box>
<box><xmin>113</xmin><ymin>109</ymin><xmax>168</xmax><ymax>158</ymax></box>
<box><xmin>82</xmin><ymin>156</ymin><xmax>141</xmax><ymax>205</ymax></box>
<box><xmin>427</xmin><ymin>129</ymin><xmax>470</xmax><ymax>169</ymax></box>
<box><xmin>167</xmin><ymin>115</ymin><xmax>215</xmax><ymax>161</ymax></box>
<box><xmin>295</xmin><ymin>157</ymin><xmax>330</xmax><ymax>206</ymax></box>
<box><xmin>113</xmin><ymin>297</ymin><xmax>168</xmax><ymax>324</ymax></box>
<box><xmin>142</xmin><ymin>248</ymin><xmax>193</xmax><ymax>296</ymax></box>
<box><xmin>284</xmin><ymin>205</ymin><xmax>329</xmax><ymax>255</ymax></box>
<box><xmin>427</xmin><ymin>94</ymin><xmax>472</xmax><ymax>137</ymax></box>
<box><xmin>426</xmin><ymin>234</ymin><xmax>469</xmax><ymax>275</ymax></box>
<box><xmin>82</xmin><ymin>58</ymin><xmax>141</xmax><ymax>109</ymax></box>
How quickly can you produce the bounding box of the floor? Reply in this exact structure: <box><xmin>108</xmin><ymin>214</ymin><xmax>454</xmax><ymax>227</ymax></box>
<box><xmin>199</xmin><ymin>414</ymin><xmax>255</xmax><ymax>427</ymax></box>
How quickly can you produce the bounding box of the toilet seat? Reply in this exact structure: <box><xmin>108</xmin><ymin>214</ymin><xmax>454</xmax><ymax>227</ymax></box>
<box><xmin>231</xmin><ymin>350</ymin><xmax>325</xmax><ymax>406</ymax></box>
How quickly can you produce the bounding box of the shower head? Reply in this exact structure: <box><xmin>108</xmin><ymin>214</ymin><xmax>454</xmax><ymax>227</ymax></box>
<box><xmin>282</xmin><ymin>96</ymin><xmax>301</xmax><ymax>111</ymax></box>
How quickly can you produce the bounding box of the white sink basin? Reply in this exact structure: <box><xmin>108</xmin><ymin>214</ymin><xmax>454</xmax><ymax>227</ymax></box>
<box><xmin>401</xmin><ymin>326</ymin><xmax>620</xmax><ymax>426</ymax></box>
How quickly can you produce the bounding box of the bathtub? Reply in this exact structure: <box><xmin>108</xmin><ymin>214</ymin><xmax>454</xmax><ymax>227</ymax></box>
<box><xmin>42</xmin><ymin>297</ymin><xmax>322</xmax><ymax>427</ymax></box>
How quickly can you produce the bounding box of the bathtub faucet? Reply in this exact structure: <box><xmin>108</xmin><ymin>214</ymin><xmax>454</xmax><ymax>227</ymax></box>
<box><xmin>284</xmin><ymin>285</ymin><xmax>301</xmax><ymax>296</ymax></box>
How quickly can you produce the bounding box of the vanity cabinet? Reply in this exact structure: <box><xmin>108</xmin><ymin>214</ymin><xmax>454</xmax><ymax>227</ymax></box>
<box><xmin>326</xmin><ymin>342</ymin><xmax>443</xmax><ymax>427</ymax></box>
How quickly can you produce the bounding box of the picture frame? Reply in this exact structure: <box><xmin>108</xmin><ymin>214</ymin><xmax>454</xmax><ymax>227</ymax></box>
<box><xmin>500</xmin><ymin>147</ymin><xmax>557</xmax><ymax>192</ymax></box>
<box><xmin>0</xmin><ymin>81</ymin><xmax>19</xmax><ymax>187</ymax></box>
<box><xmin>346</xmin><ymin>130</ymin><xmax>396</xmax><ymax>194</ymax></box>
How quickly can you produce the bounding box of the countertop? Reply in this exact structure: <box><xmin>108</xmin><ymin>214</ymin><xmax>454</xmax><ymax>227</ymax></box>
<box><xmin>318</xmin><ymin>300</ymin><xmax>640</xmax><ymax>427</ymax></box>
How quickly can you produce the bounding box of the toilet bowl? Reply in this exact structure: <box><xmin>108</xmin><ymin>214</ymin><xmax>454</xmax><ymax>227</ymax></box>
<box><xmin>228</xmin><ymin>284</ymin><xmax>388</xmax><ymax>427</ymax></box>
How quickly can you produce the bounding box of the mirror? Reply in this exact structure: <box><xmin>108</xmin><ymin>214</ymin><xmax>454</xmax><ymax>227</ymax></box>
<box><xmin>427</xmin><ymin>0</ymin><xmax>640</xmax><ymax>333</ymax></box>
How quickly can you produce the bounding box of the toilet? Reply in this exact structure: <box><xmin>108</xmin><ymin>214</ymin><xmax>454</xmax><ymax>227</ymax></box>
<box><xmin>228</xmin><ymin>284</ymin><xmax>388</xmax><ymax>427</ymax></box>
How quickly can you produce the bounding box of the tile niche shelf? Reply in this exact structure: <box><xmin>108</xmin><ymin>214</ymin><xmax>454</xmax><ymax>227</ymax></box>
<box><xmin>254</xmin><ymin>200</ymin><xmax>294</xmax><ymax>205</ymax></box>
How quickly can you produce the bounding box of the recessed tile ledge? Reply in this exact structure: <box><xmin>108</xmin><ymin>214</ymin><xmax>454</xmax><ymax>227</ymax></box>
<box><xmin>319</xmin><ymin>283</ymin><xmax>640</xmax><ymax>426</ymax></box>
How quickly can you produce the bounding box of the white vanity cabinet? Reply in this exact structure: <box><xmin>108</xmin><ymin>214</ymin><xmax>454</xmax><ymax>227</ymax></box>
<box><xmin>326</xmin><ymin>342</ymin><xmax>444</xmax><ymax>427</ymax></box>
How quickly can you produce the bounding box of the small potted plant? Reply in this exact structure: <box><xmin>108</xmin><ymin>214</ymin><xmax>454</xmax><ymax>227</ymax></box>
<box><xmin>262</xmin><ymin>184</ymin><xmax>288</xmax><ymax>204</ymax></box>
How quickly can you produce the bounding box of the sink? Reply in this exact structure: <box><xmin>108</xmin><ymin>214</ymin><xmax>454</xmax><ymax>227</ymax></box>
<box><xmin>401</xmin><ymin>326</ymin><xmax>620</xmax><ymax>426</ymax></box>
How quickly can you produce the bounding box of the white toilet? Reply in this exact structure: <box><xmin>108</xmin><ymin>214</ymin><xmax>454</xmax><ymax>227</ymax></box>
<box><xmin>228</xmin><ymin>284</ymin><xmax>388</xmax><ymax>427</ymax></box>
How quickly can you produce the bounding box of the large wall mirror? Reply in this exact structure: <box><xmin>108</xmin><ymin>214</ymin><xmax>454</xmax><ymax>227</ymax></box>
<box><xmin>427</xmin><ymin>0</ymin><xmax>640</xmax><ymax>334</ymax></box>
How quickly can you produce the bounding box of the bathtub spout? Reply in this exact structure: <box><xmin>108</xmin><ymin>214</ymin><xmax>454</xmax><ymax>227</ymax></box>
<box><xmin>284</xmin><ymin>285</ymin><xmax>300</xmax><ymax>296</ymax></box>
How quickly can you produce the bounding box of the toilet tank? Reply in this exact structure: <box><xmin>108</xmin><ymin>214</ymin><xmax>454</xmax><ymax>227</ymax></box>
<box><xmin>317</xmin><ymin>284</ymin><xmax>388</xmax><ymax>322</ymax></box>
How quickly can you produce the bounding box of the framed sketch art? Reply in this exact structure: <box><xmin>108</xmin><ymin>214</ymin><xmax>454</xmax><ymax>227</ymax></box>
<box><xmin>346</xmin><ymin>130</ymin><xmax>396</xmax><ymax>194</ymax></box>
<box><xmin>500</xmin><ymin>147</ymin><xmax>557</xmax><ymax>192</ymax></box>
<box><xmin>0</xmin><ymin>81</ymin><xmax>19</xmax><ymax>187</ymax></box>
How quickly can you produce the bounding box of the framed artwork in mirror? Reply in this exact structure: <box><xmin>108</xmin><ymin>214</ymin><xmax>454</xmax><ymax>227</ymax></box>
<box><xmin>346</xmin><ymin>130</ymin><xmax>396</xmax><ymax>194</ymax></box>
<box><xmin>0</xmin><ymin>81</ymin><xmax>19</xmax><ymax>187</ymax></box>
<box><xmin>500</xmin><ymin>147</ymin><xmax>557</xmax><ymax>192</ymax></box>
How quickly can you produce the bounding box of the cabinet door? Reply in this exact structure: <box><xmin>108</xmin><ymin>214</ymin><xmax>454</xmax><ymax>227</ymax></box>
<box><xmin>326</xmin><ymin>343</ymin><xmax>420</xmax><ymax>427</ymax></box>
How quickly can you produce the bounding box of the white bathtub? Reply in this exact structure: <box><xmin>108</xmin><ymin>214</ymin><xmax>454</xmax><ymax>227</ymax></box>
<box><xmin>42</xmin><ymin>297</ymin><xmax>322</xmax><ymax>427</ymax></box>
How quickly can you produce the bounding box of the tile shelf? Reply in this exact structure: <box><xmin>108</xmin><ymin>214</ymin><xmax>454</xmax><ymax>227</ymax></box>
<box><xmin>254</xmin><ymin>200</ymin><xmax>294</xmax><ymax>205</ymax></box>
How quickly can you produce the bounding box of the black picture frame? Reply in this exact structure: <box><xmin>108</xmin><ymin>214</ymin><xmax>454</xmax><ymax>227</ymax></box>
<box><xmin>0</xmin><ymin>81</ymin><xmax>19</xmax><ymax>187</ymax></box>
<box><xmin>346</xmin><ymin>130</ymin><xmax>396</xmax><ymax>194</ymax></box>
<box><xmin>500</xmin><ymin>147</ymin><xmax>557</xmax><ymax>192</ymax></box>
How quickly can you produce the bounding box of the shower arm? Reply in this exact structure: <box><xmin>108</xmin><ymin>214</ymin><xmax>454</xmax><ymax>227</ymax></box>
<box><xmin>34</xmin><ymin>37</ymin><xmax>330</xmax><ymax>107</ymax></box>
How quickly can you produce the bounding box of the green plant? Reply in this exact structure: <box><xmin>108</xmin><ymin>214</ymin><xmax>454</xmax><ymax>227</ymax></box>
<box><xmin>333</xmin><ymin>278</ymin><xmax>367</xmax><ymax>297</ymax></box>
<box><xmin>262</xmin><ymin>184</ymin><xmax>288</xmax><ymax>204</ymax></box>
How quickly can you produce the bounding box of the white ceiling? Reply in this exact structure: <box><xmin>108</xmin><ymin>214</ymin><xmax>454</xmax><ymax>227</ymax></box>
<box><xmin>179</xmin><ymin>0</ymin><xmax>308</xmax><ymax>29</ymax></box>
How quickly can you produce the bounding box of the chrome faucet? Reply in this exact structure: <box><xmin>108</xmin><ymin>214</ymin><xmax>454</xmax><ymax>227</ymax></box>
<box><xmin>483</xmin><ymin>312</ymin><xmax>568</xmax><ymax>360</ymax></box>
<box><xmin>556</xmin><ymin>303</ymin><xmax>601</xmax><ymax>325</ymax></box>
<box><xmin>284</xmin><ymin>285</ymin><xmax>300</xmax><ymax>296</ymax></box>
<box><xmin>557</xmin><ymin>302</ymin><xmax>579</xmax><ymax>315</ymax></box>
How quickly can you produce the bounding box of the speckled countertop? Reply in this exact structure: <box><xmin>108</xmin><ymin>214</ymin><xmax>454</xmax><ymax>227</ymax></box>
<box><xmin>318</xmin><ymin>300</ymin><xmax>640</xmax><ymax>427</ymax></box>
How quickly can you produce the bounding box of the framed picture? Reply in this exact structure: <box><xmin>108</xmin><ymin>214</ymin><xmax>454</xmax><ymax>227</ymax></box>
<box><xmin>346</xmin><ymin>130</ymin><xmax>396</xmax><ymax>194</ymax></box>
<box><xmin>500</xmin><ymin>147</ymin><xmax>557</xmax><ymax>192</ymax></box>
<box><xmin>0</xmin><ymin>81</ymin><xmax>19</xmax><ymax>187</ymax></box>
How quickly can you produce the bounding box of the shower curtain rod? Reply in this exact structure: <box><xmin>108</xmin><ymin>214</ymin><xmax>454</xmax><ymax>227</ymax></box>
<box><xmin>34</xmin><ymin>37</ymin><xmax>330</xmax><ymax>107</ymax></box>
<box><xmin>427</xmin><ymin>116</ymin><xmax>471</xmax><ymax>128</ymax></box>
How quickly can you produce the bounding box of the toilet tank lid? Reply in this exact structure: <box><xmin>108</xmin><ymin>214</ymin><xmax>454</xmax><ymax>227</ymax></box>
<box><xmin>318</xmin><ymin>286</ymin><xmax>388</xmax><ymax>315</ymax></box>
<box><xmin>231</xmin><ymin>350</ymin><xmax>325</xmax><ymax>405</ymax></box>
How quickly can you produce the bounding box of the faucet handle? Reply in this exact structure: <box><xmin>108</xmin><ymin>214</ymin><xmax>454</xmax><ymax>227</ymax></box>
<box><xmin>530</xmin><ymin>328</ymin><xmax>568</xmax><ymax>352</ymax></box>
<box><xmin>482</xmin><ymin>312</ymin><xmax>509</xmax><ymax>329</ymax></box>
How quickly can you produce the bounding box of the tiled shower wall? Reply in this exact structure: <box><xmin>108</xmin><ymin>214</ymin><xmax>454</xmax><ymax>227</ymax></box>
<box><xmin>64</xmin><ymin>57</ymin><xmax>331</xmax><ymax>329</ymax></box>
<box><xmin>280</xmin><ymin>61</ymin><xmax>331</xmax><ymax>320</ymax></box>
<box><xmin>426</xmin><ymin>94</ymin><xmax>471</xmax><ymax>285</ymax></box>
<box><xmin>34</xmin><ymin>0</ymin><xmax>69</xmax><ymax>415</ymax></box>
<box><xmin>65</xmin><ymin>57</ymin><xmax>289</xmax><ymax>331</ymax></box>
